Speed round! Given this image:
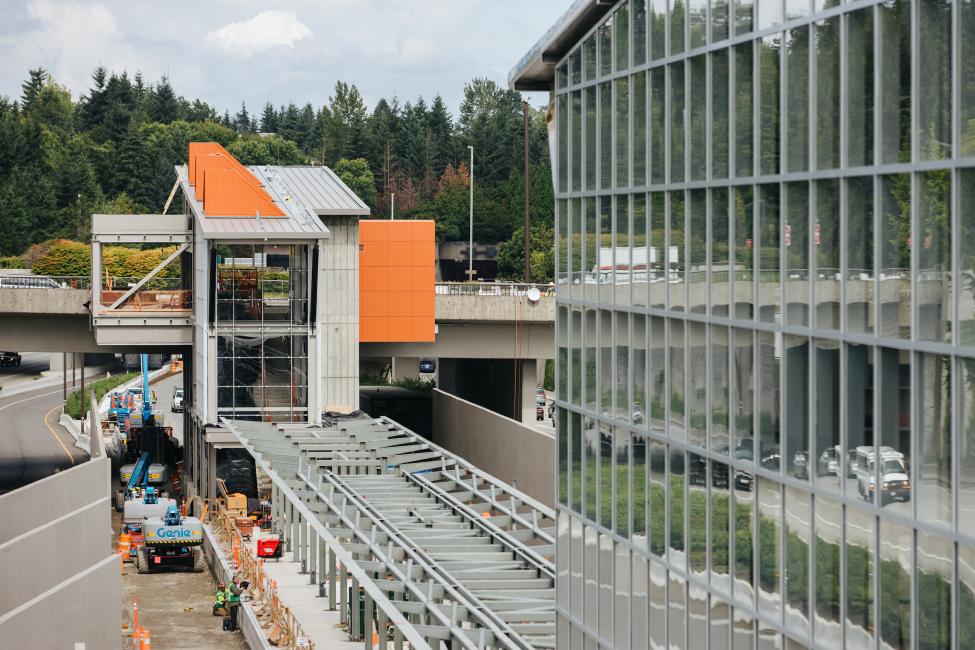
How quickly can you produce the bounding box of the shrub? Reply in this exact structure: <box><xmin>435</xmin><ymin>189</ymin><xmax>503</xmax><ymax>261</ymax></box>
<box><xmin>64</xmin><ymin>370</ymin><xmax>140</xmax><ymax>419</ymax></box>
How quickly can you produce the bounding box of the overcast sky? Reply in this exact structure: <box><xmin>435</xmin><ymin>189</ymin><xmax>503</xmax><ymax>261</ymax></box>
<box><xmin>0</xmin><ymin>0</ymin><xmax>567</xmax><ymax>116</ymax></box>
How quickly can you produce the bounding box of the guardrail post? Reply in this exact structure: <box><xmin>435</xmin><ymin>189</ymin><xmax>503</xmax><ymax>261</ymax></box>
<box><xmin>290</xmin><ymin>500</ymin><xmax>298</xmax><ymax>556</ymax></box>
<box><xmin>328</xmin><ymin>546</ymin><xmax>337</xmax><ymax>610</ymax></box>
<box><xmin>363</xmin><ymin>592</ymin><xmax>373</xmax><ymax>650</ymax></box>
<box><xmin>297</xmin><ymin>511</ymin><xmax>306</xmax><ymax>574</ymax></box>
<box><xmin>351</xmin><ymin>575</ymin><xmax>360</xmax><ymax>641</ymax></box>
<box><xmin>339</xmin><ymin>562</ymin><xmax>347</xmax><ymax>625</ymax></box>
<box><xmin>308</xmin><ymin>527</ymin><xmax>318</xmax><ymax>585</ymax></box>
<box><xmin>376</xmin><ymin>606</ymin><xmax>387</xmax><ymax>650</ymax></box>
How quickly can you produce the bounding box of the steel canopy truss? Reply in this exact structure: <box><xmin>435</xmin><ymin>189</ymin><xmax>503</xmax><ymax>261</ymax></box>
<box><xmin>220</xmin><ymin>416</ymin><xmax>557</xmax><ymax>649</ymax></box>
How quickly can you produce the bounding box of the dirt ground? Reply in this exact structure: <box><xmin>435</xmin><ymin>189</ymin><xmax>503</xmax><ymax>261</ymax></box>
<box><xmin>113</xmin><ymin>508</ymin><xmax>249</xmax><ymax>650</ymax></box>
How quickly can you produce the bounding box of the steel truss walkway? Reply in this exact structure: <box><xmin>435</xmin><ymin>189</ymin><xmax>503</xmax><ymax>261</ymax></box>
<box><xmin>220</xmin><ymin>415</ymin><xmax>556</xmax><ymax>649</ymax></box>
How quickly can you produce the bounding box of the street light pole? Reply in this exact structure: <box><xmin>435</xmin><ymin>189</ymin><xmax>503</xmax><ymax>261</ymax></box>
<box><xmin>467</xmin><ymin>145</ymin><xmax>475</xmax><ymax>280</ymax></box>
<box><xmin>390</xmin><ymin>193</ymin><xmax>395</xmax><ymax>220</ymax></box>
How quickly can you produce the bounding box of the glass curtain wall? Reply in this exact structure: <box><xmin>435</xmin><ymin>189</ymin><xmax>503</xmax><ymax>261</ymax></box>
<box><xmin>214</xmin><ymin>243</ymin><xmax>311</xmax><ymax>422</ymax></box>
<box><xmin>551</xmin><ymin>0</ymin><xmax>975</xmax><ymax>647</ymax></box>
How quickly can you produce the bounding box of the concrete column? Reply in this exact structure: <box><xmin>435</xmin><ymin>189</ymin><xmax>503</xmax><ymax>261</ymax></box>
<box><xmin>391</xmin><ymin>357</ymin><xmax>421</xmax><ymax>381</ymax></box>
<box><xmin>321</xmin><ymin>218</ymin><xmax>360</xmax><ymax>413</ymax></box>
<box><xmin>297</xmin><ymin>512</ymin><xmax>305</xmax><ymax>573</ymax></box>
<box><xmin>519</xmin><ymin>358</ymin><xmax>539</xmax><ymax>425</ymax></box>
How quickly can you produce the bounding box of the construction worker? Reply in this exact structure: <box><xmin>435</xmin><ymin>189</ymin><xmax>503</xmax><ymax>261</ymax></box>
<box><xmin>226</xmin><ymin>575</ymin><xmax>244</xmax><ymax>631</ymax></box>
<box><xmin>212</xmin><ymin>582</ymin><xmax>228</xmax><ymax>617</ymax></box>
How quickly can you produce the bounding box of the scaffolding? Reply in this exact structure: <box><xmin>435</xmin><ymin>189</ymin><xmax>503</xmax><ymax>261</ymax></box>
<box><xmin>220</xmin><ymin>415</ymin><xmax>556</xmax><ymax>649</ymax></box>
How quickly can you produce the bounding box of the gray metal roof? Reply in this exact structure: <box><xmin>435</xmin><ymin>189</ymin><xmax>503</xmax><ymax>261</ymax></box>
<box><xmin>508</xmin><ymin>0</ymin><xmax>615</xmax><ymax>91</ymax></box>
<box><xmin>249</xmin><ymin>166</ymin><xmax>370</xmax><ymax>217</ymax></box>
<box><xmin>176</xmin><ymin>165</ymin><xmax>331</xmax><ymax>241</ymax></box>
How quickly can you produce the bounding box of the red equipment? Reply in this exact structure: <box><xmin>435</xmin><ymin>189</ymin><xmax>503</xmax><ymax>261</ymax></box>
<box><xmin>256</xmin><ymin>535</ymin><xmax>282</xmax><ymax>559</ymax></box>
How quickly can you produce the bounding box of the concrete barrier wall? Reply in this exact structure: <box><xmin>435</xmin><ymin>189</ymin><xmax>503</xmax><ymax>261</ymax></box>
<box><xmin>0</xmin><ymin>555</ymin><xmax>120</xmax><ymax>649</ymax></box>
<box><xmin>0</xmin><ymin>457</ymin><xmax>119</xmax><ymax>649</ymax></box>
<box><xmin>432</xmin><ymin>388</ymin><xmax>555</xmax><ymax>505</ymax></box>
<box><xmin>0</xmin><ymin>457</ymin><xmax>110</xmax><ymax>545</ymax></box>
<box><xmin>0</xmin><ymin>499</ymin><xmax>110</xmax><ymax>614</ymax></box>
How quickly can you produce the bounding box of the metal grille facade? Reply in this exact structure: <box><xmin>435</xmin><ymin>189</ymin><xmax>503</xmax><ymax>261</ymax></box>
<box><xmin>549</xmin><ymin>0</ymin><xmax>975</xmax><ymax>647</ymax></box>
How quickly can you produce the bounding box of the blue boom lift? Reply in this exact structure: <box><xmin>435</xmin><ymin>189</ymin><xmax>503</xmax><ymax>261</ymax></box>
<box><xmin>115</xmin><ymin>354</ymin><xmax>177</xmax><ymax>510</ymax></box>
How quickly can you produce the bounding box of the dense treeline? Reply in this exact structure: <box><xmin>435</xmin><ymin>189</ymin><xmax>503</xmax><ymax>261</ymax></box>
<box><xmin>0</xmin><ymin>67</ymin><xmax>555</xmax><ymax>280</ymax></box>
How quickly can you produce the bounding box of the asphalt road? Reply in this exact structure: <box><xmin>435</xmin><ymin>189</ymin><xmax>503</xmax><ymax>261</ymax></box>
<box><xmin>0</xmin><ymin>351</ymin><xmax>49</xmax><ymax>391</ymax></box>
<box><xmin>0</xmin><ymin>381</ymin><xmax>88</xmax><ymax>492</ymax></box>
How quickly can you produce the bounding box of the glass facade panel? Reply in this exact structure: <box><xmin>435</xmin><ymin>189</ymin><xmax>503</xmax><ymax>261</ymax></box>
<box><xmin>879</xmin><ymin>0</ymin><xmax>910</xmax><ymax>164</ymax></box>
<box><xmin>786</xmin><ymin>26</ymin><xmax>810</xmax><ymax>173</ymax></box>
<box><xmin>689</xmin><ymin>56</ymin><xmax>707</xmax><ymax>181</ymax></box>
<box><xmin>847</xmin><ymin>8</ymin><xmax>874</xmax><ymax>167</ymax></box>
<box><xmin>735</xmin><ymin>43</ymin><xmax>755</xmax><ymax>177</ymax></box>
<box><xmin>815</xmin><ymin>16</ymin><xmax>840</xmax><ymax>170</ymax></box>
<box><xmin>712</xmin><ymin>50</ymin><xmax>730</xmax><ymax>179</ymax></box>
<box><xmin>548</xmin><ymin>0</ymin><xmax>975</xmax><ymax>644</ymax></box>
<box><xmin>846</xmin><ymin>176</ymin><xmax>874</xmax><ymax>334</ymax></box>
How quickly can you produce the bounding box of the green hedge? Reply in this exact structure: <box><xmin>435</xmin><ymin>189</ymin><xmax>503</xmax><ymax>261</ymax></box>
<box><xmin>64</xmin><ymin>371</ymin><xmax>140</xmax><ymax>419</ymax></box>
<box><xmin>30</xmin><ymin>239</ymin><xmax>182</xmax><ymax>279</ymax></box>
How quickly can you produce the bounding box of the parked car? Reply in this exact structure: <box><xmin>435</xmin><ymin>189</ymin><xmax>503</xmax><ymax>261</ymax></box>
<box><xmin>791</xmin><ymin>450</ymin><xmax>809</xmax><ymax>480</ymax></box>
<box><xmin>0</xmin><ymin>351</ymin><xmax>21</xmax><ymax>367</ymax></box>
<box><xmin>171</xmin><ymin>388</ymin><xmax>185</xmax><ymax>413</ymax></box>
<box><xmin>817</xmin><ymin>446</ymin><xmax>840</xmax><ymax>477</ymax></box>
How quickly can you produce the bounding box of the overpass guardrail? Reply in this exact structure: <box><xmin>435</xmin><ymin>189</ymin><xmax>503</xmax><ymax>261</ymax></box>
<box><xmin>2</xmin><ymin>275</ymin><xmax>557</xmax><ymax>298</ymax></box>
<box><xmin>435</xmin><ymin>282</ymin><xmax>555</xmax><ymax>296</ymax></box>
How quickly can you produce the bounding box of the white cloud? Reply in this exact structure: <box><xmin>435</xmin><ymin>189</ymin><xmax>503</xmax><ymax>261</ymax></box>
<box><xmin>208</xmin><ymin>10</ymin><xmax>312</xmax><ymax>56</ymax></box>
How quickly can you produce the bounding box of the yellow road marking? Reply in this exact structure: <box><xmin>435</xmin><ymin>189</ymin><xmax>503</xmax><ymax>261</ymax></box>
<box><xmin>43</xmin><ymin>403</ymin><xmax>76</xmax><ymax>464</ymax></box>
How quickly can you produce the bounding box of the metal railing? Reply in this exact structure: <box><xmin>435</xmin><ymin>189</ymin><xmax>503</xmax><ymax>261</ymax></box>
<box><xmin>0</xmin><ymin>274</ymin><xmax>91</xmax><ymax>289</ymax></box>
<box><xmin>435</xmin><ymin>282</ymin><xmax>555</xmax><ymax>296</ymax></box>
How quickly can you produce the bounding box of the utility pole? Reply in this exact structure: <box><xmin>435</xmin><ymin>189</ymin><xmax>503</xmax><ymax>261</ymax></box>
<box><xmin>467</xmin><ymin>145</ymin><xmax>475</xmax><ymax>280</ymax></box>
<box><xmin>523</xmin><ymin>101</ymin><xmax>531</xmax><ymax>284</ymax></box>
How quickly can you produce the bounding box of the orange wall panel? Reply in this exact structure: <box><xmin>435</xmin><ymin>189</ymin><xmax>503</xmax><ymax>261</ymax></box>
<box><xmin>358</xmin><ymin>220</ymin><xmax>435</xmax><ymax>343</ymax></box>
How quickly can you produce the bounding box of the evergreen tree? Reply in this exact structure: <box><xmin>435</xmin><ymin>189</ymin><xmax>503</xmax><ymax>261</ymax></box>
<box><xmin>427</xmin><ymin>95</ymin><xmax>454</xmax><ymax>182</ymax></box>
<box><xmin>115</xmin><ymin>125</ymin><xmax>153</xmax><ymax>208</ymax></box>
<box><xmin>234</xmin><ymin>102</ymin><xmax>253</xmax><ymax>134</ymax></box>
<box><xmin>149</xmin><ymin>75</ymin><xmax>180</xmax><ymax>124</ymax></box>
<box><xmin>260</xmin><ymin>102</ymin><xmax>278</xmax><ymax>132</ymax></box>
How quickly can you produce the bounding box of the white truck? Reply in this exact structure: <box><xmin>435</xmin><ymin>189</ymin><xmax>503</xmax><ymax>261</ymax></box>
<box><xmin>588</xmin><ymin>246</ymin><xmax>679</xmax><ymax>284</ymax></box>
<box><xmin>855</xmin><ymin>445</ymin><xmax>910</xmax><ymax>505</ymax></box>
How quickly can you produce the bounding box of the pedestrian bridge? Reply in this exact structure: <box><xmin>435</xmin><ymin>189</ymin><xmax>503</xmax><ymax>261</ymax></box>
<box><xmin>0</xmin><ymin>280</ymin><xmax>554</xmax><ymax>359</ymax></box>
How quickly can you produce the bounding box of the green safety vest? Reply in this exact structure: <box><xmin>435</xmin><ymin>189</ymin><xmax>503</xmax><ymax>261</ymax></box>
<box><xmin>215</xmin><ymin>590</ymin><xmax>226</xmax><ymax>604</ymax></box>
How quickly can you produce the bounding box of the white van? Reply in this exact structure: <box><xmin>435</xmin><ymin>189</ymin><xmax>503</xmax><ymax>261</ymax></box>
<box><xmin>855</xmin><ymin>446</ymin><xmax>910</xmax><ymax>504</ymax></box>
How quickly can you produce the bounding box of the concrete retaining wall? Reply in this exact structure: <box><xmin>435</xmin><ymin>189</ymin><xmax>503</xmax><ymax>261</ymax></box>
<box><xmin>432</xmin><ymin>388</ymin><xmax>555</xmax><ymax>505</ymax></box>
<box><xmin>0</xmin><ymin>457</ymin><xmax>119</xmax><ymax>649</ymax></box>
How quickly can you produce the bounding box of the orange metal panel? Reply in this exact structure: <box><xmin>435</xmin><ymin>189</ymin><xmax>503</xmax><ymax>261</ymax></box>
<box><xmin>386</xmin><ymin>221</ymin><xmax>413</xmax><ymax>241</ymax></box>
<box><xmin>357</xmin><ymin>219</ymin><xmax>435</xmax><ymax>343</ymax></box>
<box><xmin>386</xmin><ymin>267</ymin><xmax>411</xmax><ymax>293</ymax></box>
<box><xmin>410</xmin><ymin>220</ymin><xmax>435</xmax><ymax>241</ymax></box>
<box><xmin>359</xmin><ymin>221</ymin><xmax>386</xmax><ymax>243</ymax></box>
<box><xmin>411</xmin><ymin>241</ymin><xmax>435</xmax><ymax>267</ymax></box>
<box><xmin>359</xmin><ymin>317</ymin><xmax>387</xmax><ymax>342</ymax></box>
<box><xmin>359</xmin><ymin>241</ymin><xmax>387</xmax><ymax>268</ymax></box>
<box><xmin>359</xmin><ymin>291</ymin><xmax>387</xmax><ymax>318</ymax></box>
<box><xmin>387</xmin><ymin>291</ymin><xmax>412</xmax><ymax>318</ymax></box>
<box><xmin>186</xmin><ymin>142</ymin><xmax>284</xmax><ymax>217</ymax></box>
<box><xmin>360</xmin><ymin>267</ymin><xmax>387</xmax><ymax>293</ymax></box>
<box><xmin>387</xmin><ymin>241</ymin><xmax>412</xmax><ymax>266</ymax></box>
<box><xmin>412</xmin><ymin>317</ymin><xmax>435</xmax><ymax>340</ymax></box>
<box><xmin>410</xmin><ymin>267</ymin><xmax>434</xmax><ymax>291</ymax></box>
<box><xmin>411</xmin><ymin>291</ymin><xmax>435</xmax><ymax>318</ymax></box>
<box><xmin>387</xmin><ymin>317</ymin><xmax>412</xmax><ymax>339</ymax></box>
